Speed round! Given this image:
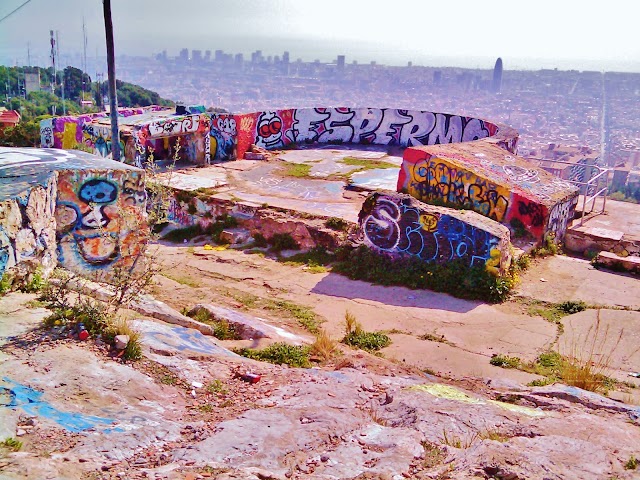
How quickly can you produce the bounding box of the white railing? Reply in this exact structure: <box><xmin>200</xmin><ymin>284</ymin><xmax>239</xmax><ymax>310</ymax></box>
<box><xmin>536</xmin><ymin>160</ymin><xmax>611</xmax><ymax>227</ymax></box>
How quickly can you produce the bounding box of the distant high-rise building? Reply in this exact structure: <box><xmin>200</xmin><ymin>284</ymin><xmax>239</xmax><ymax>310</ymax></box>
<box><xmin>337</xmin><ymin>55</ymin><xmax>345</xmax><ymax>70</ymax></box>
<box><xmin>192</xmin><ymin>49</ymin><xmax>202</xmax><ymax>62</ymax></box>
<box><xmin>204</xmin><ymin>50</ymin><xmax>211</xmax><ymax>62</ymax></box>
<box><xmin>492</xmin><ymin>57</ymin><xmax>503</xmax><ymax>93</ymax></box>
<box><xmin>282</xmin><ymin>51</ymin><xmax>290</xmax><ymax>64</ymax></box>
<box><xmin>235</xmin><ymin>53</ymin><xmax>244</xmax><ymax>66</ymax></box>
<box><xmin>178</xmin><ymin>48</ymin><xmax>189</xmax><ymax>61</ymax></box>
<box><xmin>215</xmin><ymin>50</ymin><xmax>224</xmax><ymax>62</ymax></box>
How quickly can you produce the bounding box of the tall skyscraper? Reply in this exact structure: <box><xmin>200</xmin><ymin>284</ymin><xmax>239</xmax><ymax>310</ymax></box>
<box><xmin>337</xmin><ymin>55</ymin><xmax>345</xmax><ymax>70</ymax></box>
<box><xmin>492</xmin><ymin>57</ymin><xmax>503</xmax><ymax>93</ymax></box>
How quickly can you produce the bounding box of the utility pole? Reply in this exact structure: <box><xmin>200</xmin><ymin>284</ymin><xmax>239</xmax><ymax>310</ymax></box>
<box><xmin>103</xmin><ymin>0</ymin><xmax>120</xmax><ymax>161</ymax></box>
<box><xmin>57</xmin><ymin>31</ymin><xmax>66</xmax><ymax>114</ymax></box>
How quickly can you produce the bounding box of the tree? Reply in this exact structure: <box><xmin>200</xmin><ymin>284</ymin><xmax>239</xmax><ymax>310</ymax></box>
<box><xmin>63</xmin><ymin>66</ymin><xmax>91</xmax><ymax>101</ymax></box>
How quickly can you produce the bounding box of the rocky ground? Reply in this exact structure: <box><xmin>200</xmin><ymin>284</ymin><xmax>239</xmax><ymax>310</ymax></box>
<box><xmin>1</xmin><ymin>247</ymin><xmax>640</xmax><ymax>479</ymax></box>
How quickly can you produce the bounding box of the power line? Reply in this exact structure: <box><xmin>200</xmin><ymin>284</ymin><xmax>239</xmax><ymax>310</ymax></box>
<box><xmin>0</xmin><ymin>0</ymin><xmax>34</xmax><ymax>25</ymax></box>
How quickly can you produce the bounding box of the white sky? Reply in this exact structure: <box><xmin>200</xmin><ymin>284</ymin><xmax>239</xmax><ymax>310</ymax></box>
<box><xmin>1</xmin><ymin>0</ymin><xmax>639</xmax><ymax>71</ymax></box>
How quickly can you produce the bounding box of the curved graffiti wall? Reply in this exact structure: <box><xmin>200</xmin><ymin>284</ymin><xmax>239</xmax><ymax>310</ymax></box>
<box><xmin>233</xmin><ymin>107</ymin><xmax>518</xmax><ymax>161</ymax></box>
<box><xmin>359</xmin><ymin>192</ymin><xmax>511</xmax><ymax>275</ymax></box>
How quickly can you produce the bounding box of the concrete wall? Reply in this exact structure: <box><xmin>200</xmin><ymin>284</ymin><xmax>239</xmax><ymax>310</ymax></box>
<box><xmin>0</xmin><ymin>147</ymin><xmax>148</xmax><ymax>285</ymax></box>
<box><xmin>358</xmin><ymin>192</ymin><xmax>511</xmax><ymax>275</ymax></box>
<box><xmin>398</xmin><ymin>142</ymin><xmax>579</xmax><ymax>243</ymax></box>
<box><xmin>40</xmin><ymin>107</ymin><xmax>164</xmax><ymax>159</ymax></box>
<box><xmin>233</xmin><ymin>107</ymin><xmax>517</xmax><ymax>160</ymax></box>
<box><xmin>0</xmin><ymin>176</ymin><xmax>58</xmax><ymax>283</ymax></box>
<box><xmin>132</xmin><ymin>113</ymin><xmax>211</xmax><ymax>167</ymax></box>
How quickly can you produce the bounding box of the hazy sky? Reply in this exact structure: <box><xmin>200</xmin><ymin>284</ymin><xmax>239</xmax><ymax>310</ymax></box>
<box><xmin>1</xmin><ymin>0</ymin><xmax>639</xmax><ymax>72</ymax></box>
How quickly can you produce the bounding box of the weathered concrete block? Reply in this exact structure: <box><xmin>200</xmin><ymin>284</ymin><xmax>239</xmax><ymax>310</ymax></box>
<box><xmin>0</xmin><ymin>147</ymin><xmax>149</xmax><ymax>284</ymax></box>
<box><xmin>398</xmin><ymin>142</ymin><xmax>579</xmax><ymax>243</ymax></box>
<box><xmin>0</xmin><ymin>150</ymin><xmax>58</xmax><ymax>282</ymax></box>
<box><xmin>359</xmin><ymin>192</ymin><xmax>512</xmax><ymax>275</ymax></box>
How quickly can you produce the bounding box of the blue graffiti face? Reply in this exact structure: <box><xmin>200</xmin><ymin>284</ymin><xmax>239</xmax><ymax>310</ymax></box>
<box><xmin>78</xmin><ymin>179</ymin><xmax>118</xmax><ymax>204</ymax></box>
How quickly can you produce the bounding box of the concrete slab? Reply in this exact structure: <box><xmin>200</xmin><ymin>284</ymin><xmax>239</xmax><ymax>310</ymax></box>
<box><xmin>157</xmin><ymin>171</ymin><xmax>228</xmax><ymax>190</ymax></box>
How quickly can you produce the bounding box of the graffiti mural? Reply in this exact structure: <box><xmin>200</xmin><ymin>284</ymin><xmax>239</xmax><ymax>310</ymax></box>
<box><xmin>132</xmin><ymin>113</ymin><xmax>211</xmax><ymax>167</ymax></box>
<box><xmin>359</xmin><ymin>192</ymin><xmax>510</xmax><ymax>275</ymax></box>
<box><xmin>234</xmin><ymin>108</ymin><xmax>500</xmax><ymax>160</ymax></box>
<box><xmin>210</xmin><ymin>114</ymin><xmax>237</xmax><ymax>161</ymax></box>
<box><xmin>398</xmin><ymin>143</ymin><xmax>579</xmax><ymax>243</ymax></box>
<box><xmin>402</xmin><ymin>158</ymin><xmax>511</xmax><ymax>222</ymax></box>
<box><xmin>546</xmin><ymin>195</ymin><xmax>579</xmax><ymax>239</ymax></box>
<box><xmin>55</xmin><ymin>169</ymin><xmax>148</xmax><ymax>275</ymax></box>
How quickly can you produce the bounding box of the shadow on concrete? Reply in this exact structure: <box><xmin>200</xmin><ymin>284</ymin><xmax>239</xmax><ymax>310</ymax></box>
<box><xmin>310</xmin><ymin>272</ymin><xmax>480</xmax><ymax>314</ymax></box>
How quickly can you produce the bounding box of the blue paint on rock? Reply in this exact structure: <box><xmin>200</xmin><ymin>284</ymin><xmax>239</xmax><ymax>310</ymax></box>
<box><xmin>1</xmin><ymin>377</ymin><xmax>116</xmax><ymax>433</ymax></box>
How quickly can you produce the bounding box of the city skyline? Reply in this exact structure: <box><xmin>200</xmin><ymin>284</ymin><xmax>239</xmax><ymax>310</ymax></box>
<box><xmin>1</xmin><ymin>0</ymin><xmax>639</xmax><ymax>73</ymax></box>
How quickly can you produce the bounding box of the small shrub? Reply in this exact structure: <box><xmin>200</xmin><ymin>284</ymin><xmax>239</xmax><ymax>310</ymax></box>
<box><xmin>0</xmin><ymin>273</ymin><xmax>13</xmax><ymax>295</ymax></box>
<box><xmin>515</xmin><ymin>253</ymin><xmax>532</xmax><ymax>271</ymax></box>
<box><xmin>625</xmin><ymin>456</ymin><xmax>638</xmax><ymax>470</ymax></box>
<box><xmin>558</xmin><ymin>300</ymin><xmax>587</xmax><ymax>314</ymax></box>
<box><xmin>490</xmin><ymin>354</ymin><xmax>521</xmax><ymax>369</ymax></box>
<box><xmin>509</xmin><ymin>218</ymin><xmax>528</xmax><ymax>238</ymax></box>
<box><xmin>341</xmin><ymin>310</ymin><xmax>390</xmax><ymax>352</ymax></box>
<box><xmin>252</xmin><ymin>233</ymin><xmax>268</xmax><ymax>248</ymax></box>
<box><xmin>1</xmin><ymin>437</ymin><xmax>22</xmax><ymax>452</ymax></box>
<box><xmin>531</xmin><ymin>233</ymin><xmax>559</xmax><ymax>257</ymax></box>
<box><xmin>343</xmin><ymin>331</ymin><xmax>391</xmax><ymax>352</ymax></box>
<box><xmin>269</xmin><ymin>233</ymin><xmax>299</xmax><ymax>252</ymax></box>
<box><xmin>332</xmin><ymin>246</ymin><xmax>516</xmax><ymax>303</ymax></box>
<box><xmin>189</xmin><ymin>309</ymin><xmax>241</xmax><ymax>340</ymax></box>
<box><xmin>207</xmin><ymin>379</ymin><xmax>227</xmax><ymax>395</ymax></box>
<box><xmin>162</xmin><ymin>225</ymin><xmax>203</xmax><ymax>243</ymax></box>
<box><xmin>21</xmin><ymin>267</ymin><xmax>45</xmax><ymax>293</ymax></box>
<box><xmin>233</xmin><ymin>342</ymin><xmax>311</xmax><ymax>368</ymax></box>
<box><xmin>325</xmin><ymin>217</ymin><xmax>350</xmax><ymax>231</ymax></box>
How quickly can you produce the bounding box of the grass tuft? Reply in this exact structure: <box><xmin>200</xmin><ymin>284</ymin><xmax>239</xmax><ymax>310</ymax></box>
<box><xmin>490</xmin><ymin>354</ymin><xmax>521</xmax><ymax>369</ymax></box>
<box><xmin>341</xmin><ymin>310</ymin><xmax>391</xmax><ymax>352</ymax></box>
<box><xmin>233</xmin><ymin>342</ymin><xmax>311</xmax><ymax>368</ymax></box>
<box><xmin>309</xmin><ymin>329</ymin><xmax>338</xmax><ymax>360</ymax></box>
<box><xmin>1</xmin><ymin>437</ymin><xmax>22</xmax><ymax>452</ymax></box>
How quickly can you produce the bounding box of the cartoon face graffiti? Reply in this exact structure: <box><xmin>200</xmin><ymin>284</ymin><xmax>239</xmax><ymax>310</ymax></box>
<box><xmin>254</xmin><ymin>111</ymin><xmax>284</xmax><ymax>149</ymax></box>
<box><xmin>55</xmin><ymin>172</ymin><xmax>147</xmax><ymax>273</ymax></box>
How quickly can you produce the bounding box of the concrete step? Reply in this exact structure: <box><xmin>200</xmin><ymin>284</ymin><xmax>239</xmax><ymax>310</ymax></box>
<box><xmin>595</xmin><ymin>251</ymin><xmax>640</xmax><ymax>275</ymax></box>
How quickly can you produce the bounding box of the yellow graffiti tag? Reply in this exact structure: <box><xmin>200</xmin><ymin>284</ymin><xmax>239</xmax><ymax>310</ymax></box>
<box><xmin>419</xmin><ymin>213</ymin><xmax>438</xmax><ymax>232</ymax></box>
<box><xmin>240</xmin><ymin>116</ymin><xmax>254</xmax><ymax>131</ymax></box>
<box><xmin>62</xmin><ymin>122</ymin><xmax>78</xmax><ymax>149</ymax></box>
<box><xmin>485</xmin><ymin>248</ymin><xmax>502</xmax><ymax>276</ymax></box>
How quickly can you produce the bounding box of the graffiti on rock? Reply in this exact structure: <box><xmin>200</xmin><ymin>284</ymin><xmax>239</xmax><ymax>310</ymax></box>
<box><xmin>1</xmin><ymin>377</ymin><xmax>116</xmax><ymax>433</ymax></box>
<box><xmin>359</xmin><ymin>193</ymin><xmax>506</xmax><ymax>272</ymax></box>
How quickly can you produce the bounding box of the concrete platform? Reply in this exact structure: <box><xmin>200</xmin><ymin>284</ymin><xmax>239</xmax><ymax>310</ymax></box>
<box><xmin>565</xmin><ymin>198</ymin><xmax>640</xmax><ymax>257</ymax></box>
